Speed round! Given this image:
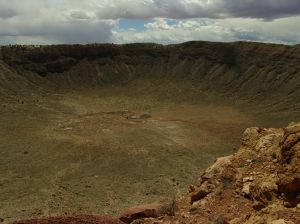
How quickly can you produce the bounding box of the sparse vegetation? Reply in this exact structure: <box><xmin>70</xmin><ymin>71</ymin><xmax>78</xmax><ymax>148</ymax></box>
<box><xmin>158</xmin><ymin>195</ymin><xmax>178</xmax><ymax>216</ymax></box>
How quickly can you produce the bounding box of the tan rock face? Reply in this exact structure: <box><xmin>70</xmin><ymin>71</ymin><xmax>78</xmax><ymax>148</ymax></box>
<box><xmin>140</xmin><ymin>123</ymin><xmax>300</xmax><ymax>224</ymax></box>
<box><xmin>242</xmin><ymin>127</ymin><xmax>264</xmax><ymax>149</ymax></box>
<box><xmin>276</xmin><ymin>123</ymin><xmax>300</xmax><ymax>208</ymax></box>
<box><xmin>190</xmin><ymin>155</ymin><xmax>234</xmax><ymax>204</ymax></box>
<box><xmin>269</xmin><ymin>219</ymin><xmax>295</xmax><ymax>224</ymax></box>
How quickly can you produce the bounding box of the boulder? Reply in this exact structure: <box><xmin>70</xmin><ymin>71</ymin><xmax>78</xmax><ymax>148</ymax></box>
<box><xmin>119</xmin><ymin>204</ymin><xmax>161</xmax><ymax>224</ymax></box>
<box><xmin>255</xmin><ymin>133</ymin><xmax>283</xmax><ymax>152</ymax></box>
<box><xmin>242</xmin><ymin>127</ymin><xmax>264</xmax><ymax>149</ymax></box>
<box><xmin>242</xmin><ymin>182</ymin><xmax>251</xmax><ymax>196</ymax></box>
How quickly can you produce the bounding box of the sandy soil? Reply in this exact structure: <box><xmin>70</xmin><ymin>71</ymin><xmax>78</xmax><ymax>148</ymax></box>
<box><xmin>0</xmin><ymin>87</ymin><xmax>256</xmax><ymax>223</ymax></box>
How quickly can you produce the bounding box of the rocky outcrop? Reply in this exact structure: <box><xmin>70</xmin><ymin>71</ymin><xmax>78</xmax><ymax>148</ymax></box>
<box><xmin>278</xmin><ymin>123</ymin><xmax>300</xmax><ymax>208</ymax></box>
<box><xmin>190</xmin><ymin>155</ymin><xmax>234</xmax><ymax>204</ymax></box>
<box><xmin>138</xmin><ymin>122</ymin><xmax>300</xmax><ymax>224</ymax></box>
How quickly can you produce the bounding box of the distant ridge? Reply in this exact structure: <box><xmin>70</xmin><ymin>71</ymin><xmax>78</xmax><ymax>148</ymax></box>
<box><xmin>0</xmin><ymin>41</ymin><xmax>300</xmax><ymax>120</ymax></box>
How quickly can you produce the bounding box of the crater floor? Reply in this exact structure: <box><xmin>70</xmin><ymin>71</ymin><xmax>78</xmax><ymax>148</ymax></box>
<box><xmin>0</xmin><ymin>87</ymin><xmax>256</xmax><ymax>222</ymax></box>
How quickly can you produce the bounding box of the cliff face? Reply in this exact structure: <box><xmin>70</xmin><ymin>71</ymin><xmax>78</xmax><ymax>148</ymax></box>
<box><xmin>0</xmin><ymin>42</ymin><xmax>300</xmax><ymax>118</ymax></box>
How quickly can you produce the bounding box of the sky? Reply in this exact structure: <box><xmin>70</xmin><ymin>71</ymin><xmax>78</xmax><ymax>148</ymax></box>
<box><xmin>0</xmin><ymin>0</ymin><xmax>300</xmax><ymax>45</ymax></box>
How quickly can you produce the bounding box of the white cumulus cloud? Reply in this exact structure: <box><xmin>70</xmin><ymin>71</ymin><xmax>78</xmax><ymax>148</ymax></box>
<box><xmin>113</xmin><ymin>17</ymin><xmax>300</xmax><ymax>45</ymax></box>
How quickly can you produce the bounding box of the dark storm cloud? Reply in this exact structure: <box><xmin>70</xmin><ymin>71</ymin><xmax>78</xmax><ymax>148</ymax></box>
<box><xmin>219</xmin><ymin>0</ymin><xmax>300</xmax><ymax>19</ymax></box>
<box><xmin>94</xmin><ymin>0</ymin><xmax>300</xmax><ymax>20</ymax></box>
<box><xmin>0</xmin><ymin>8</ymin><xmax>16</xmax><ymax>19</ymax></box>
<box><xmin>45</xmin><ymin>21</ymin><xmax>113</xmax><ymax>43</ymax></box>
<box><xmin>0</xmin><ymin>1</ymin><xmax>17</xmax><ymax>19</ymax></box>
<box><xmin>1</xmin><ymin>0</ymin><xmax>300</xmax><ymax>21</ymax></box>
<box><xmin>0</xmin><ymin>20</ymin><xmax>114</xmax><ymax>44</ymax></box>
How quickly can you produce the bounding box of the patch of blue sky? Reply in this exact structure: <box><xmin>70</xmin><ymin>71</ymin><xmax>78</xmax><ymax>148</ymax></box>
<box><xmin>118</xmin><ymin>18</ymin><xmax>180</xmax><ymax>31</ymax></box>
<box><xmin>118</xmin><ymin>18</ymin><xmax>151</xmax><ymax>31</ymax></box>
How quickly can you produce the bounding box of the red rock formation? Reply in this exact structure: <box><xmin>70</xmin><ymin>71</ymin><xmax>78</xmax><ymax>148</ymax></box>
<box><xmin>119</xmin><ymin>204</ymin><xmax>162</xmax><ymax>224</ymax></box>
<box><xmin>138</xmin><ymin>122</ymin><xmax>300</xmax><ymax>224</ymax></box>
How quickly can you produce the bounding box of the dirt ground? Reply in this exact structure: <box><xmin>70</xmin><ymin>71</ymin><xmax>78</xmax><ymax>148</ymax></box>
<box><xmin>0</xmin><ymin>85</ymin><xmax>260</xmax><ymax>223</ymax></box>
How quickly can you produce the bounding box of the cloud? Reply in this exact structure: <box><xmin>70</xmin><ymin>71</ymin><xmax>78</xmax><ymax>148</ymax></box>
<box><xmin>0</xmin><ymin>19</ymin><xmax>115</xmax><ymax>45</ymax></box>
<box><xmin>218</xmin><ymin>0</ymin><xmax>300</xmax><ymax>20</ymax></box>
<box><xmin>0</xmin><ymin>8</ymin><xmax>16</xmax><ymax>19</ymax></box>
<box><xmin>94</xmin><ymin>0</ymin><xmax>300</xmax><ymax>20</ymax></box>
<box><xmin>2</xmin><ymin>0</ymin><xmax>298</xmax><ymax>21</ymax></box>
<box><xmin>144</xmin><ymin>18</ymin><xmax>174</xmax><ymax>30</ymax></box>
<box><xmin>113</xmin><ymin>19</ymin><xmax>234</xmax><ymax>44</ymax></box>
<box><xmin>0</xmin><ymin>0</ymin><xmax>299</xmax><ymax>44</ymax></box>
<box><xmin>69</xmin><ymin>11</ymin><xmax>91</xmax><ymax>20</ymax></box>
<box><xmin>113</xmin><ymin>16</ymin><xmax>300</xmax><ymax>45</ymax></box>
<box><xmin>0</xmin><ymin>0</ymin><xmax>115</xmax><ymax>44</ymax></box>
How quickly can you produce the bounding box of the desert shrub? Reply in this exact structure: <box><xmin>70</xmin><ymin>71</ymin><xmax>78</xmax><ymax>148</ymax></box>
<box><xmin>158</xmin><ymin>195</ymin><xmax>178</xmax><ymax>216</ymax></box>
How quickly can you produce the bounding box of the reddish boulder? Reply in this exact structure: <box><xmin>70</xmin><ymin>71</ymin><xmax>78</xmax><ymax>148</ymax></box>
<box><xmin>119</xmin><ymin>204</ymin><xmax>161</xmax><ymax>224</ymax></box>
